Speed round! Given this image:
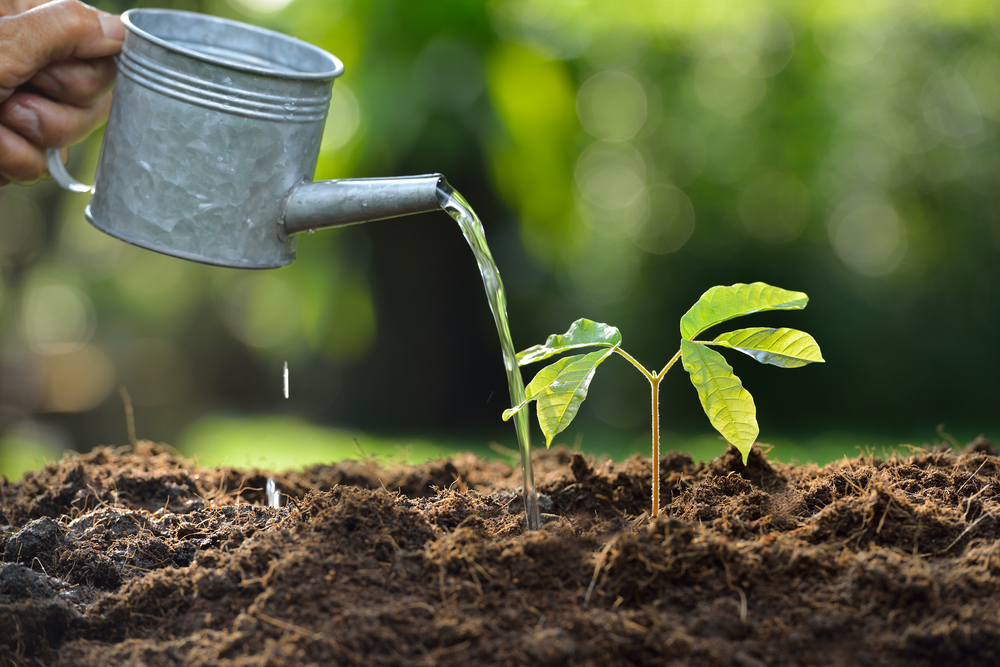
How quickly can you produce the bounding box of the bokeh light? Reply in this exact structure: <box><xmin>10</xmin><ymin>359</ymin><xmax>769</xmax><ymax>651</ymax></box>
<box><xmin>577</xmin><ymin>71</ymin><xmax>647</xmax><ymax>140</ymax></box>
<box><xmin>24</xmin><ymin>283</ymin><xmax>95</xmax><ymax>355</ymax></box>
<box><xmin>575</xmin><ymin>142</ymin><xmax>646</xmax><ymax>214</ymax></box>
<box><xmin>827</xmin><ymin>194</ymin><xmax>906</xmax><ymax>276</ymax></box>
<box><xmin>226</xmin><ymin>0</ymin><xmax>294</xmax><ymax>17</ymax></box>
<box><xmin>627</xmin><ymin>184</ymin><xmax>695</xmax><ymax>255</ymax></box>
<box><xmin>320</xmin><ymin>84</ymin><xmax>362</xmax><ymax>152</ymax></box>
<box><xmin>42</xmin><ymin>344</ymin><xmax>115</xmax><ymax>413</ymax></box>
<box><xmin>222</xmin><ymin>273</ymin><xmax>303</xmax><ymax>350</ymax></box>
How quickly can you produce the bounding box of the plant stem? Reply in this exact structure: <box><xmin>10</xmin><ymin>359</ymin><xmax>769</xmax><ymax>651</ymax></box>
<box><xmin>614</xmin><ymin>348</ymin><xmax>684</xmax><ymax>518</ymax></box>
<box><xmin>613</xmin><ymin>347</ymin><xmax>674</xmax><ymax>518</ymax></box>
<box><xmin>650</xmin><ymin>375</ymin><xmax>659</xmax><ymax>517</ymax></box>
<box><xmin>657</xmin><ymin>350</ymin><xmax>683</xmax><ymax>381</ymax></box>
<box><xmin>650</xmin><ymin>350</ymin><xmax>682</xmax><ymax>516</ymax></box>
<box><xmin>613</xmin><ymin>348</ymin><xmax>654</xmax><ymax>382</ymax></box>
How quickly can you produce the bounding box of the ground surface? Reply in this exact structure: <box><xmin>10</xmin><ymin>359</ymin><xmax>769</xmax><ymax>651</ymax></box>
<box><xmin>2</xmin><ymin>438</ymin><xmax>1000</xmax><ymax>666</ymax></box>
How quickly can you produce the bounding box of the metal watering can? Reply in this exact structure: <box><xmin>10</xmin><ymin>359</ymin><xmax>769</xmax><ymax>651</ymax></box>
<box><xmin>48</xmin><ymin>8</ymin><xmax>448</xmax><ymax>269</ymax></box>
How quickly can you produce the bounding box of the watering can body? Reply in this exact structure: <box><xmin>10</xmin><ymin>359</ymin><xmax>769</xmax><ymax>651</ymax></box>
<box><xmin>49</xmin><ymin>9</ymin><xmax>446</xmax><ymax>269</ymax></box>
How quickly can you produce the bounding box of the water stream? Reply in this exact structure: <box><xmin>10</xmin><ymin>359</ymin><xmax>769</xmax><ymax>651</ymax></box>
<box><xmin>437</xmin><ymin>186</ymin><xmax>541</xmax><ymax>531</ymax></box>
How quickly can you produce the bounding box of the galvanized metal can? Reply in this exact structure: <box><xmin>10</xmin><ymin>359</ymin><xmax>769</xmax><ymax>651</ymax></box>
<box><xmin>48</xmin><ymin>9</ymin><xmax>445</xmax><ymax>269</ymax></box>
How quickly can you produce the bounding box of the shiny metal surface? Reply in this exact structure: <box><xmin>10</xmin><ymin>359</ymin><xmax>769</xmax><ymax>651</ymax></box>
<box><xmin>48</xmin><ymin>9</ymin><xmax>446</xmax><ymax>269</ymax></box>
<box><xmin>46</xmin><ymin>150</ymin><xmax>92</xmax><ymax>193</ymax></box>
<box><xmin>282</xmin><ymin>175</ymin><xmax>447</xmax><ymax>236</ymax></box>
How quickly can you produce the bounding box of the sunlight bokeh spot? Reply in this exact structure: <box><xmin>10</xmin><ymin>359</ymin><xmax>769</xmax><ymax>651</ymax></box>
<box><xmin>852</xmin><ymin>133</ymin><xmax>915</xmax><ymax>186</ymax></box>
<box><xmin>626</xmin><ymin>184</ymin><xmax>695</xmax><ymax>255</ymax></box>
<box><xmin>24</xmin><ymin>283</ymin><xmax>95</xmax><ymax>355</ymax></box>
<box><xmin>693</xmin><ymin>54</ymin><xmax>766</xmax><ymax>117</ymax></box>
<box><xmin>321</xmin><ymin>84</ymin><xmax>361</xmax><ymax>152</ymax></box>
<box><xmin>962</xmin><ymin>49</ymin><xmax>1000</xmax><ymax>120</ymax></box>
<box><xmin>921</xmin><ymin>66</ymin><xmax>984</xmax><ymax>144</ymax></box>
<box><xmin>226</xmin><ymin>0</ymin><xmax>293</xmax><ymax>17</ymax></box>
<box><xmin>828</xmin><ymin>195</ymin><xmax>906</xmax><ymax>276</ymax></box>
<box><xmin>577</xmin><ymin>71</ymin><xmax>647</xmax><ymax>140</ymax></box>
<box><xmin>574</xmin><ymin>142</ymin><xmax>646</xmax><ymax>211</ymax></box>
<box><xmin>876</xmin><ymin>81</ymin><xmax>940</xmax><ymax>155</ymax></box>
<box><xmin>43</xmin><ymin>344</ymin><xmax>114</xmax><ymax>413</ymax></box>
<box><xmin>717</xmin><ymin>10</ymin><xmax>795</xmax><ymax>79</ymax></box>
<box><xmin>224</xmin><ymin>274</ymin><xmax>302</xmax><ymax>349</ymax></box>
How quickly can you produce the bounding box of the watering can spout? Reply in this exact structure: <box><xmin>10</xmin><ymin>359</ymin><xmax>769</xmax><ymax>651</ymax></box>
<box><xmin>281</xmin><ymin>174</ymin><xmax>450</xmax><ymax>238</ymax></box>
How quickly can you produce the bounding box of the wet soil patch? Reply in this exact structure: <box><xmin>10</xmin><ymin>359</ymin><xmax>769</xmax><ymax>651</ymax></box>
<box><xmin>2</xmin><ymin>438</ymin><xmax>1000</xmax><ymax>666</ymax></box>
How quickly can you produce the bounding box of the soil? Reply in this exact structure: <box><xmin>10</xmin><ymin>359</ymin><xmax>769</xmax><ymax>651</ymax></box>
<box><xmin>2</xmin><ymin>436</ymin><xmax>1000</xmax><ymax>666</ymax></box>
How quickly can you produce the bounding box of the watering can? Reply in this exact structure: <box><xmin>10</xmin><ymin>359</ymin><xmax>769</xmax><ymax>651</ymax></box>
<box><xmin>47</xmin><ymin>8</ymin><xmax>449</xmax><ymax>269</ymax></box>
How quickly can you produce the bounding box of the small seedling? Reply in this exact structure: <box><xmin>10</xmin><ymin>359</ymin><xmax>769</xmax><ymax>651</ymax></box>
<box><xmin>503</xmin><ymin>282</ymin><xmax>824</xmax><ymax>517</ymax></box>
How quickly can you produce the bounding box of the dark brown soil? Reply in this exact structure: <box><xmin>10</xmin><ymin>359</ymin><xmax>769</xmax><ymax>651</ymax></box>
<box><xmin>3</xmin><ymin>437</ymin><xmax>1000</xmax><ymax>666</ymax></box>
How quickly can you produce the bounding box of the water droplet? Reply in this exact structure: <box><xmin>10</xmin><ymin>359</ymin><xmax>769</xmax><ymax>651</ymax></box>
<box><xmin>266</xmin><ymin>478</ymin><xmax>281</xmax><ymax>509</ymax></box>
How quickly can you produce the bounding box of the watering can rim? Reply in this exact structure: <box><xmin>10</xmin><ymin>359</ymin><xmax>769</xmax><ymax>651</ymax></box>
<box><xmin>121</xmin><ymin>8</ymin><xmax>345</xmax><ymax>82</ymax></box>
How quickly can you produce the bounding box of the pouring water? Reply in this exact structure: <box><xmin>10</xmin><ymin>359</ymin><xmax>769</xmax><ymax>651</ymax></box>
<box><xmin>437</xmin><ymin>186</ymin><xmax>541</xmax><ymax>531</ymax></box>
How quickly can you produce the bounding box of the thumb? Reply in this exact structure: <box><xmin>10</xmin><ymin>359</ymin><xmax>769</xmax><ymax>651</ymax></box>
<box><xmin>0</xmin><ymin>0</ymin><xmax>124</xmax><ymax>97</ymax></box>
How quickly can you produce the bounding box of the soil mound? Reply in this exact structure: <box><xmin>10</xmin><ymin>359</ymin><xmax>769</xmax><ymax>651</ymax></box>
<box><xmin>2</xmin><ymin>439</ymin><xmax>1000</xmax><ymax>666</ymax></box>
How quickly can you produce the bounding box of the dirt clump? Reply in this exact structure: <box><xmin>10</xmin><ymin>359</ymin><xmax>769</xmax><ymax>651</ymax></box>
<box><xmin>2</xmin><ymin>438</ymin><xmax>1000</xmax><ymax>666</ymax></box>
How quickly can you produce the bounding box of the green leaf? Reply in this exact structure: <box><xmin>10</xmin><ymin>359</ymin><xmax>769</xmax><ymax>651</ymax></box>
<box><xmin>503</xmin><ymin>348</ymin><xmax>616</xmax><ymax>447</ymax></box>
<box><xmin>681</xmin><ymin>339</ymin><xmax>758</xmax><ymax>464</ymax></box>
<box><xmin>712</xmin><ymin>328</ymin><xmax>825</xmax><ymax>368</ymax></box>
<box><xmin>516</xmin><ymin>318</ymin><xmax>622</xmax><ymax>366</ymax></box>
<box><xmin>502</xmin><ymin>354</ymin><xmax>581</xmax><ymax>420</ymax></box>
<box><xmin>679</xmin><ymin>283</ymin><xmax>809</xmax><ymax>341</ymax></box>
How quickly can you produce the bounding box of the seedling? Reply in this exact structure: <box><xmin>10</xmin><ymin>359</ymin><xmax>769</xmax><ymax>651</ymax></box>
<box><xmin>503</xmin><ymin>282</ymin><xmax>824</xmax><ymax>517</ymax></box>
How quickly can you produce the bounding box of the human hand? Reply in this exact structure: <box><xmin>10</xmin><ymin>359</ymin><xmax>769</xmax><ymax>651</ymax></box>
<box><xmin>0</xmin><ymin>0</ymin><xmax>124</xmax><ymax>187</ymax></box>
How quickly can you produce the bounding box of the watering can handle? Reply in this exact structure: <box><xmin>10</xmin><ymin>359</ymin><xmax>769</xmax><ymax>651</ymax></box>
<box><xmin>46</xmin><ymin>148</ymin><xmax>94</xmax><ymax>194</ymax></box>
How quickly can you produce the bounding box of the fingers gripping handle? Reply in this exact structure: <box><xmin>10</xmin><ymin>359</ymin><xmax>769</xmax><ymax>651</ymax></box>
<box><xmin>46</xmin><ymin>148</ymin><xmax>94</xmax><ymax>194</ymax></box>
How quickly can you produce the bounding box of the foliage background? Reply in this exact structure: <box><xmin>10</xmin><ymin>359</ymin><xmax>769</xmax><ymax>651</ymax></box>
<box><xmin>2</xmin><ymin>0</ymin><xmax>998</xmax><ymax>477</ymax></box>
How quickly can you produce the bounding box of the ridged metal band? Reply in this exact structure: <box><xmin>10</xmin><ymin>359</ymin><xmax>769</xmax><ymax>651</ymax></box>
<box><xmin>118</xmin><ymin>49</ymin><xmax>331</xmax><ymax>123</ymax></box>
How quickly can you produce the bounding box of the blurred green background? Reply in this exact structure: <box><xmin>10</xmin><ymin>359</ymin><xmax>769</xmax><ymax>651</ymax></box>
<box><xmin>2</xmin><ymin>0</ymin><xmax>998</xmax><ymax>480</ymax></box>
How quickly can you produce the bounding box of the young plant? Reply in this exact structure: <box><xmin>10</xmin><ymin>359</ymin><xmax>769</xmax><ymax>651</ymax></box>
<box><xmin>503</xmin><ymin>282</ymin><xmax>824</xmax><ymax>517</ymax></box>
